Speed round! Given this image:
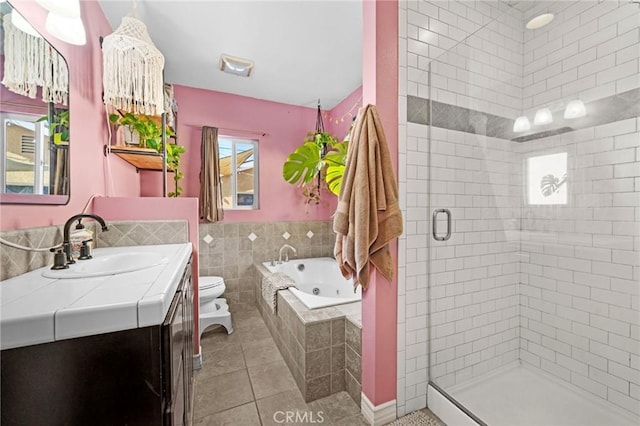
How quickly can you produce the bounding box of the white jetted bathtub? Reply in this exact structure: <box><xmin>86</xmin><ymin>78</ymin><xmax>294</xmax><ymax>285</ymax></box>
<box><xmin>262</xmin><ymin>257</ymin><xmax>361</xmax><ymax>309</ymax></box>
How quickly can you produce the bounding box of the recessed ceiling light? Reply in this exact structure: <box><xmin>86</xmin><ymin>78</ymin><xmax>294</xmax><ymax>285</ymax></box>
<box><xmin>526</xmin><ymin>13</ymin><xmax>554</xmax><ymax>30</ymax></box>
<box><xmin>219</xmin><ymin>54</ymin><xmax>254</xmax><ymax>77</ymax></box>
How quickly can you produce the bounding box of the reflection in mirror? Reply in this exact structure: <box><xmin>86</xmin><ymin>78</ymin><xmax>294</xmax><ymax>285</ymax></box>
<box><xmin>0</xmin><ymin>2</ymin><xmax>70</xmax><ymax>204</ymax></box>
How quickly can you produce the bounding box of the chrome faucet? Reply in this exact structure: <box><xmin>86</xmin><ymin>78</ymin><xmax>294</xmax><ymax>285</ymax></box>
<box><xmin>62</xmin><ymin>213</ymin><xmax>108</xmax><ymax>264</ymax></box>
<box><xmin>278</xmin><ymin>244</ymin><xmax>297</xmax><ymax>263</ymax></box>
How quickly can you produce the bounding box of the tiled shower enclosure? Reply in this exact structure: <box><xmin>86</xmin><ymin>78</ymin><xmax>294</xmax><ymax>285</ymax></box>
<box><xmin>397</xmin><ymin>0</ymin><xmax>639</xmax><ymax>423</ymax></box>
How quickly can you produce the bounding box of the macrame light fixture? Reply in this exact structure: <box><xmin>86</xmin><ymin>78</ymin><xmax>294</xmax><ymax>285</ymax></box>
<box><xmin>101</xmin><ymin>12</ymin><xmax>165</xmax><ymax>116</ymax></box>
<box><xmin>1</xmin><ymin>13</ymin><xmax>69</xmax><ymax>105</ymax></box>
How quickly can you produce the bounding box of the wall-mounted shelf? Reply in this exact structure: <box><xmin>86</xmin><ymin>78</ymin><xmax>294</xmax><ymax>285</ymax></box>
<box><xmin>104</xmin><ymin>145</ymin><xmax>172</xmax><ymax>172</ymax></box>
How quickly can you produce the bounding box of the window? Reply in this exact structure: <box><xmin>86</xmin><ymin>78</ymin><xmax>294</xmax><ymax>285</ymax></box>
<box><xmin>527</xmin><ymin>152</ymin><xmax>568</xmax><ymax>205</ymax></box>
<box><xmin>218</xmin><ymin>137</ymin><xmax>259</xmax><ymax>209</ymax></box>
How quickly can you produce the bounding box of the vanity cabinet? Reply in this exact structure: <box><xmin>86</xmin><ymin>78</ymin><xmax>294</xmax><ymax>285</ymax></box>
<box><xmin>0</xmin><ymin>258</ymin><xmax>194</xmax><ymax>426</ymax></box>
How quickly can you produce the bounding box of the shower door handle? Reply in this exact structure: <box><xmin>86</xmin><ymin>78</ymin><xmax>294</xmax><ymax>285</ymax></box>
<box><xmin>432</xmin><ymin>209</ymin><xmax>452</xmax><ymax>241</ymax></box>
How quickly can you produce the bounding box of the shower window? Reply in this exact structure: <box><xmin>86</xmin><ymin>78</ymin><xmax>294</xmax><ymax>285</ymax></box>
<box><xmin>527</xmin><ymin>152</ymin><xmax>568</xmax><ymax>205</ymax></box>
<box><xmin>218</xmin><ymin>137</ymin><xmax>259</xmax><ymax>209</ymax></box>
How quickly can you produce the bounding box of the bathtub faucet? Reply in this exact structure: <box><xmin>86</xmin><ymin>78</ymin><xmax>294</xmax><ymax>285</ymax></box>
<box><xmin>278</xmin><ymin>244</ymin><xmax>297</xmax><ymax>263</ymax></box>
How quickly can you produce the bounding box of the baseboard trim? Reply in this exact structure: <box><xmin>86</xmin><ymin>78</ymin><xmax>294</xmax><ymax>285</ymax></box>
<box><xmin>361</xmin><ymin>393</ymin><xmax>397</xmax><ymax>425</ymax></box>
<box><xmin>193</xmin><ymin>349</ymin><xmax>202</xmax><ymax>370</ymax></box>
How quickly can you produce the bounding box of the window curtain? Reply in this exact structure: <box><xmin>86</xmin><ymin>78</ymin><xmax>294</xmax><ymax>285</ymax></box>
<box><xmin>199</xmin><ymin>126</ymin><xmax>224</xmax><ymax>222</ymax></box>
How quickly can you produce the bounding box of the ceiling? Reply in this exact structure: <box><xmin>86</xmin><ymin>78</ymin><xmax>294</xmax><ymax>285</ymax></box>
<box><xmin>98</xmin><ymin>0</ymin><xmax>363</xmax><ymax>110</ymax></box>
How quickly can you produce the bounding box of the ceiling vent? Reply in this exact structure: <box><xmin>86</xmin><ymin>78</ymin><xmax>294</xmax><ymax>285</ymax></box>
<box><xmin>219</xmin><ymin>54</ymin><xmax>254</xmax><ymax>77</ymax></box>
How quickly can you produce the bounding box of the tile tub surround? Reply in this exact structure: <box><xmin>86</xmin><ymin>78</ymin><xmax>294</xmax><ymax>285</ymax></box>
<box><xmin>254</xmin><ymin>265</ymin><xmax>362</xmax><ymax>404</ymax></box>
<box><xmin>0</xmin><ymin>220</ymin><xmax>189</xmax><ymax>282</ymax></box>
<box><xmin>345</xmin><ymin>318</ymin><xmax>363</xmax><ymax>407</ymax></box>
<box><xmin>198</xmin><ymin>220</ymin><xmax>334</xmax><ymax>311</ymax></box>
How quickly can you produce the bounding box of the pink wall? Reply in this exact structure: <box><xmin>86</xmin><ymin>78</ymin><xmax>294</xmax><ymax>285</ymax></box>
<box><xmin>0</xmin><ymin>0</ymin><xmax>139</xmax><ymax>231</ymax></box>
<box><xmin>361</xmin><ymin>0</ymin><xmax>399</xmax><ymax>408</ymax></box>
<box><xmin>326</xmin><ymin>87</ymin><xmax>363</xmax><ymax>141</ymax></box>
<box><xmin>155</xmin><ymin>85</ymin><xmax>339</xmax><ymax>222</ymax></box>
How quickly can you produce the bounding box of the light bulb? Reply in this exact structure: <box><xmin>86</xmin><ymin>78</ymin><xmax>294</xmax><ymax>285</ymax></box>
<box><xmin>513</xmin><ymin>116</ymin><xmax>531</xmax><ymax>133</ymax></box>
<box><xmin>534</xmin><ymin>108</ymin><xmax>553</xmax><ymax>126</ymax></box>
<box><xmin>564</xmin><ymin>100</ymin><xmax>586</xmax><ymax>119</ymax></box>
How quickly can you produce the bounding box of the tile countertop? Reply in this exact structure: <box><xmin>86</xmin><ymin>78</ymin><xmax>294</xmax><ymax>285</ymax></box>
<box><xmin>0</xmin><ymin>243</ymin><xmax>192</xmax><ymax>350</ymax></box>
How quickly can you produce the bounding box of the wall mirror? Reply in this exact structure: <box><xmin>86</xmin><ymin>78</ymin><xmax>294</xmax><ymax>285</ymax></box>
<box><xmin>0</xmin><ymin>1</ymin><xmax>70</xmax><ymax>205</ymax></box>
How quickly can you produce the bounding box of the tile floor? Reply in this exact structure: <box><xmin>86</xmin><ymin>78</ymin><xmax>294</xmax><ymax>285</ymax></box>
<box><xmin>193</xmin><ymin>304</ymin><xmax>369</xmax><ymax>425</ymax></box>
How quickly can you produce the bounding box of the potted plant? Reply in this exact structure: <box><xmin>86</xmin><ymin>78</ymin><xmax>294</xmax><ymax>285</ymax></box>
<box><xmin>109</xmin><ymin>112</ymin><xmax>186</xmax><ymax>197</ymax></box>
<box><xmin>109</xmin><ymin>112</ymin><xmax>166</xmax><ymax>149</ymax></box>
<box><xmin>38</xmin><ymin>109</ymin><xmax>69</xmax><ymax>145</ymax></box>
<box><xmin>282</xmin><ymin>131</ymin><xmax>348</xmax><ymax>205</ymax></box>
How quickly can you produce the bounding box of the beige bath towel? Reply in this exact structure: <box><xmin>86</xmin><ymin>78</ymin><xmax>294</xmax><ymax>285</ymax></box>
<box><xmin>261</xmin><ymin>272</ymin><xmax>296</xmax><ymax>314</ymax></box>
<box><xmin>333</xmin><ymin>104</ymin><xmax>403</xmax><ymax>290</ymax></box>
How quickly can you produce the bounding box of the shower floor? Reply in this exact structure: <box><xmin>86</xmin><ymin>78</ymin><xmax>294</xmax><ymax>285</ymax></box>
<box><xmin>446</xmin><ymin>363</ymin><xmax>638</xmax><ymax>426</ymax></box>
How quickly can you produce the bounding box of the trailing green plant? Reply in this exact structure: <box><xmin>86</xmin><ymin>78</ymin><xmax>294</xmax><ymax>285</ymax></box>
<box><xmin>38</xmin><ymin>109</ymin><xmax>69</xmax><ymax>144</ymax></box>
<box><xmin>109</xmin><ymin>111</ymin><xmax>186</xmax><ymax>197</ymax></box>
<box><xmin>282</xmin><ymin>131</ymin><xmax>347</xmax><ymax>205</ymax></box>
<box><xmin>167</xmin><ymin>143</ymin><xmax>185</xmax><ymax>197</ymax></box>
<box><xmin>108</xmin><ymin>112</ymin><xmax>171</xmax><ymax>149</ymax></box>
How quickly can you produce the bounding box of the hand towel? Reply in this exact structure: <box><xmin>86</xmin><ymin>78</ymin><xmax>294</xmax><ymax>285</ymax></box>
<box><xmin>333</xmin><ymin>104</ymin><xmax>403</xmax><ymax>290</ymax></box>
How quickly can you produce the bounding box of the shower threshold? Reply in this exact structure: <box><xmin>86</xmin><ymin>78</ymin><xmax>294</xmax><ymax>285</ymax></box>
<box><xmin>429</xmin><ymin>362</ymin><xmax>639</xmax><ymax>426</ymax></box>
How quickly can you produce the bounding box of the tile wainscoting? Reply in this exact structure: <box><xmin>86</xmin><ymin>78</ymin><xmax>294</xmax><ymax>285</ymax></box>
<box><xmin>1</xmin><ymin>220</ymin><xmax>188</xmax><ymax>281</ymax></box>
<box><xmin>198</xmin><ymin>220</ymin><xmax>335</xmax><ymax>311</ymax></box>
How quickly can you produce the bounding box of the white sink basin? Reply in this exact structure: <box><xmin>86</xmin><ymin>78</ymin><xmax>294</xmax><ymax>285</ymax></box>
<box><xmin>42</xmin><ymin>252</ymin><xmax>168</xmax><ymax>279</ymax></box>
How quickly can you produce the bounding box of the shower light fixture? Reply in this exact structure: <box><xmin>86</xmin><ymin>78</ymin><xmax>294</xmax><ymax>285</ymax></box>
<box><xmin>220</xmin><ymin>54</ymin><xmax>254</xmax><ymax>77</ymax></box>
<box><xmin>564</xmin><ymin>100</ymin><xmax>586</xmax><ymax>119</ymax></box>
<box><xmin>513</xmin><ymin>116</ymin><xmax>531</xmax><ymax>133</ymax></box>
<box><xmin>526</xmin><ymin>13</ymin><xmax>554</xmax><ymax>29</ymax></box>
<box><xmin>534</xmin><ymin>108</ymin><xmax>553</xmax><ymax>126</ymax></box>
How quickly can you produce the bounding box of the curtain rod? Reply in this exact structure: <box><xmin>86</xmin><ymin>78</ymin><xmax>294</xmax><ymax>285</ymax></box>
<box><xmin>185</xmin><ymin>123</ymin><xmax>268</xmax><ymax>137</ymax></box>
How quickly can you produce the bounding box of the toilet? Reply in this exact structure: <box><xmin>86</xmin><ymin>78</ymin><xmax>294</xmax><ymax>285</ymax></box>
<box><xmin>199</xmin><ymin>276</ymin><xmax>233</xmax><ymax>337</ymax></box>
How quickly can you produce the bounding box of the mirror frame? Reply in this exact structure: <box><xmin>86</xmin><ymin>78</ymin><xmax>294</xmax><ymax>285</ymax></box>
<box><xmin>0</xmin><ymin>1</ymin><xmax>70</xmax><ymax>205</ymax></box>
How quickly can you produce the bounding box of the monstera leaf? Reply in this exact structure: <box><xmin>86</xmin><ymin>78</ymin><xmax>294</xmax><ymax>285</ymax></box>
<box><xmin>282</xmin><ymin>141</ymin><xmax>324</xmax><ymax>186</ymax></box>
<box><xmin>324</xmin><ymin>141</ymin><xmax>348</xmax><ymax>195</ymax></box>
<box><xmin>540</xmin><ymin>173</ymin><xmax>567</xmax><ymax>197</ymax></box>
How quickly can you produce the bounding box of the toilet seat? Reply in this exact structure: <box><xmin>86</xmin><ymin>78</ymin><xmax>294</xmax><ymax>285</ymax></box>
<box><xmin>199</xmin><ymin>276</ymin><xmax>224</xmax><ymax>290</ymax></box>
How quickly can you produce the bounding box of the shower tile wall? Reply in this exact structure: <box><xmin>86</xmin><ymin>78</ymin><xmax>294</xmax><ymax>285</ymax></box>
<box><xmin>515</xmin><ymin>1</ymin><xmax>640</xmax><ymax>417</ymax></box>
<box><xmin>397</xmin><ymin>0</ymin><xmax>522</xmax><ymax>416</ymax></box>
<box><xmin>400</xmin><ymin>0</ymin><xmax>639</xmax><ymax>419</ymax></box>
<box><xmin>521</xmin><ymin>1</ymin><xmax>639</xmax><ymax>113</ymax></box>
<box><xmin>198</xmin><ymin>220</ymin><xmax>334</xmax><ymax>312</ymax></box>
<box><xmin>516</xmin><ymin>121</ymin><xmax>640</xmax><ymax>417</ymax></box>
<box><xmin>426</xmin><ymin>124</ymin><xmax>522</xmax><ymax>390</ymax></box>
